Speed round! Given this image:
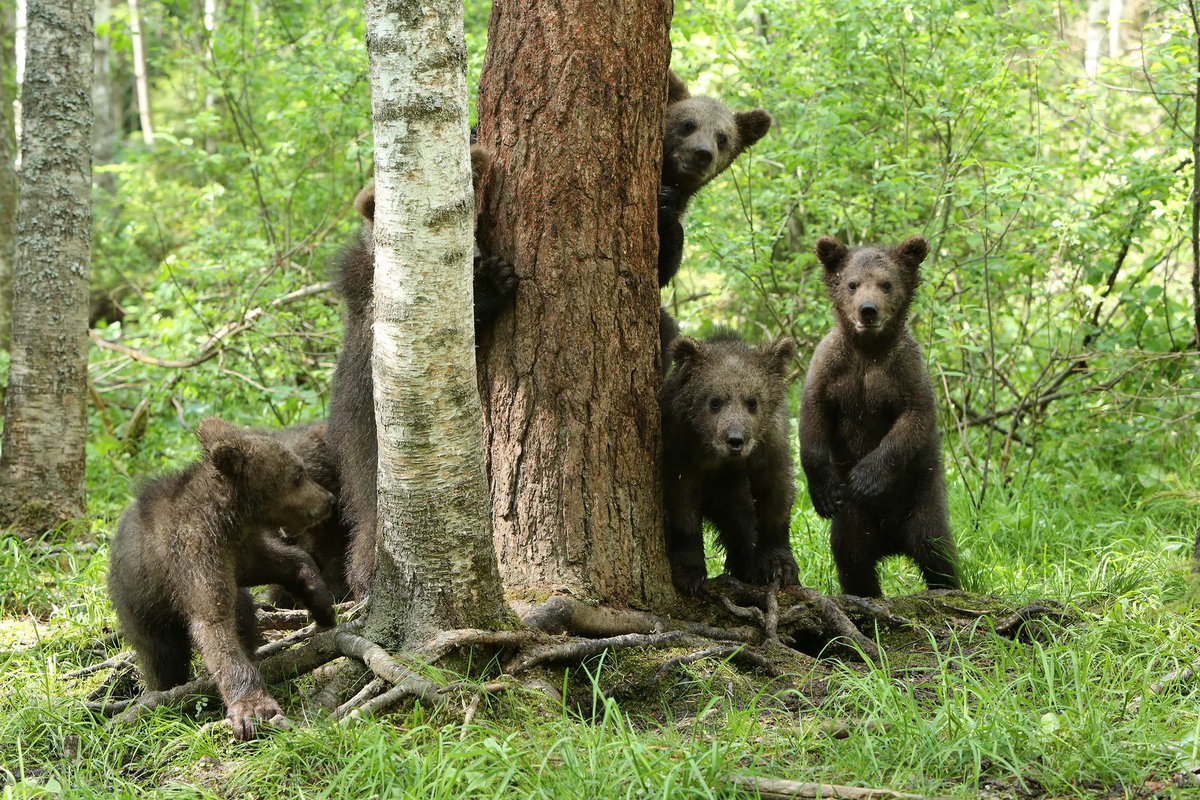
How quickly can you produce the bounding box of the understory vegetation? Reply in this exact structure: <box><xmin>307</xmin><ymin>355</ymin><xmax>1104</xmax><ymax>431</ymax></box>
<box><xmin>2</xmin><ymin>0</ymin><xmax>1200</xmax><ymax>797</ymax></box>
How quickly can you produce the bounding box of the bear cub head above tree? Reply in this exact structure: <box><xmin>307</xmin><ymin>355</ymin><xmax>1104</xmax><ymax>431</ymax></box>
<box><xmin>799</xmin><ymin>235</ymin><xmax>960</xmax><ymax>598</ymax></box>
<box><xmin>657</xmin><ymin>72</ymin><xmax>773</xmax><ymax>287</ymax></box>
<box><xmin>661</xmin><ymin>331</ymin><xmax>799</xmax><ymax>595</ymax></box>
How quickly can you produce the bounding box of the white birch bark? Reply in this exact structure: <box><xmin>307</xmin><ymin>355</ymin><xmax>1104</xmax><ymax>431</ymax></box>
<box><xmin>92</xmin><ymin>0</ymin><xmax>115</xmax><ymax>191</ymax></box>
<box><xmin>127</xmin><ymin>0</ymin><xmax>151</xmax><ymax>145</ymax></box>
<box><xmin>203</xmin><ymin>0</ymin><xmax>216</xmax><ymax>154</ymax></box>
<box><xmin>362</xmin><ymin>0</ymin><xmax>512</xmax><ymax>649</ymax></box>
<box><xmin>0</xmin><ymin>0</ymin><xmax>93</xmax><ymax>534</ymax></box>
<box><xmin>14</xmin><ymin>0</ymin><xmax>25</xmax><ymax>161</ymax></box>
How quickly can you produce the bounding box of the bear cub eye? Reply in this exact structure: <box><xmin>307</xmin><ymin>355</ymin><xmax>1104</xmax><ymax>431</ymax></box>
<box><xmin>681</xmin><ymin>120</ymin><xmax>697</xmax><ymax>135</ymax></box>
<box><xmin>847</xmin><ymin>281</ymin><xmax>858</xmax><ymax>292</ymax></box>
<box><xmin>708</xmin><ymin>398</ymin><xmax>722</xmax><ymax>412</ymax></box>
<box><xmin>746</xmin><ymin>397</ymin><xmax>758</xmax><ymax>412</ymax></box>
<box><xmin>717</xmin><ymin>133</ymin><xmax>729</xmax><ymax>150</ymax></box>
<box><xmin>292</xmin><ymin>467</ymin><xmax>305</xmax><ymax>488</ymax></box>
<box><xmin>882</xmin><ymin>281</ymin><xmax>893</xmax><ymax>293</ymax></box>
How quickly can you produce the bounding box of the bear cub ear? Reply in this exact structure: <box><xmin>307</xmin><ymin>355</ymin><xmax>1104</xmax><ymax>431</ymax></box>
<box><xmin>197</xmin><ymin>417</ymin><xmax>250</xmax><ymax>479</ymax></box>
<box><xmin>763</xmin><ymin>336</ymin><xmax>798</xmax><ymax>380</ymax></box>
<box><xmin>470</xmin><ymin>144</ymin><xmax>491</xmax><ymax>187</ymax></box>
<box><xmin>734</xmin><ymin>110</ymin><xmax>772</xmax><ymax>152</ymax></box>
<box><xmin>669</xmin><ymin>337</ymin><xmax>705</xmax><ymax>370</ymax></box>
<box><xmin>666</xmin><ymin>70</ymin><xmax>691</xmax><ymax>104</ymax></box>
<box><xmin>892</xmin><ymin>236</ymin><xmax>929</xmax><ymax>276</ymax></box>
<box><xmin>354</xmin><ymin>184</ymin><xmax>375</xmax><ymax>224</ymax></box>
<box><xmin>814</xmin><ymin>236</ymin><xmax>848</xmax><ymax>272</ymax></box>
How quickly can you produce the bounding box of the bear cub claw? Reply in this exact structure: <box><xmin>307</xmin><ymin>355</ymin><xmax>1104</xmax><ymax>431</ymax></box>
<box><xmin>668</xmin><ymin>549</ymin><xmax>709</xmax><ymax>596</ymax></box>
<box><xmin>752</xmin><ymin>547</ymin><xmax>800</xmax><ymax>587</ymax></box>
<box><xmin>228</xmin><ymin>694</ymin><xmax>285</xmax><ymax>742</ymax></box>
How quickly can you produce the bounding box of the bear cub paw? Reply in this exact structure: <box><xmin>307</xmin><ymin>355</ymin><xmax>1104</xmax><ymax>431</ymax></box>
<box><xmin>810</xmin><ymin>480</ymin><xmax>845</xmax><ymax>519</ymax></box>
<box><xmin>479</xmin><ymin>255</ymin><xmax>518</xmax><ymax>300</ymax></box>
<box><xmin>752</xmin><ymin>547</ymin><xmax>800</xmax><ymax>587</ymax></box>
<box><xmin>668</xmin><ymin>549</ymin><xmax>709</xmax><ymax>596</ymax></box>
<box><xmin>847</xmin><ymin>459</ymin><xmax>889</xmax><ymax>501</ymax></box>
<box><xmin>227</xmin><ymin>693</ymin><xmax>285</xmax><ymax>742</ymax></box>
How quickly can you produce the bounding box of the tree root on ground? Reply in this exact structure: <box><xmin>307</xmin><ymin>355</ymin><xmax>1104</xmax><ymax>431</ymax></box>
<box><xmin>71</xmin><ymin>587</ymin><xmax>1077</xmax><ymax>736</ymax></box>
<box><xmin>726</xmin><ymin>775</ymin><xmax>953</xmax><ymax>800</ymax></box>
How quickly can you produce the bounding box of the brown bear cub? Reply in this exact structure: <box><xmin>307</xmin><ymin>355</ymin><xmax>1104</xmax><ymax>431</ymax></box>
<box><xmin>327</xmin><ymin>145</ymin><xmax>517</xmax><ymax>598</ymax></box>
<box><xmin>266</xmin><ymin>420</ymin><xmax>353</xmax><ymax>605</ymax></box>
<box><xmin>661</xmin><ymin>331</ymin><xmax>800</xmax><ymax>594</ymax></box>
<box><xmin>800</xmin><ymin>235</ymin><xmax>960</xmax><ymax>598</ymax></box>
<box><xmin>658</xmin><ymin>72</ymin><xmax>773</xmax><ymax>287</ymax></box>
<box><xmin>108</xmin><ymin>418</ymin><xmax>338</xmax><ymax>741</ymax></box>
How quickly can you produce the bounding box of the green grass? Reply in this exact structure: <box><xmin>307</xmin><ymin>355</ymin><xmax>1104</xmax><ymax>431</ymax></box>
<box><xmin>3</xmin><ymin>443</ymin><xmax>1200</xmax><ymax>798</ymax></box>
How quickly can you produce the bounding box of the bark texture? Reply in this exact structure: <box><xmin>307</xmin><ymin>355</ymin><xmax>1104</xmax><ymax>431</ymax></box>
<box><xmin>0</xmin><ymin>0</ymin><xmax>93</xmax><ymax>533</ymax></box>
<box><xmin>91</xmin><ymin>0</ymin><xmax>115</xmax><ymax>192</ymax></box>
<box><xmin>0</xmin><ymin>13</ymin><xmax>15</xmax><ymax>353</ymax></box>
<box><xmin>476</xmin><ymin>0</ymin><xmax>675</xmax><ymax>607</ymax></box>
<box><xmin>363</xmin><ymin>0</ymin><xmax>513</xmax><ymax>650</ymax></box>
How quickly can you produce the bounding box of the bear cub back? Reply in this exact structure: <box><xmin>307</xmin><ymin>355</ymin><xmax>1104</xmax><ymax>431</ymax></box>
<box><xmin>799</xmin><ymin>235</ymin><xmax>960</xmax><ymax>598</ymax></box>
<box><xmin>661</xmin><ymin>331</ymin><xmax>799</xmax><ymax>594</ymax></box>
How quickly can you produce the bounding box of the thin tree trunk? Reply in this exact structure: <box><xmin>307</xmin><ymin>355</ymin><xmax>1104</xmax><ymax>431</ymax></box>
<box><xmin>126</xmin><ymin>0</ymin><xmax>151</xmax><ymax>145</ymax></box>
<box><xmin>14</xmin><ymin>0</ymin><xmax>25</xmax><ymax>156</ymax></box>
<box><xmin>202</xmin><ymin>0</ymin><xmax>215</xmax><ymax>155</ymax></box>
<box><xmin>476</xmin><ymin>0</ymin><xmax>676</xmax><ymax>608</ymax></box>
<box><xmin>1191</xmin><ymin>0</ymin><xmax>1200</xmax><ymax>349</ymax></box>
<box><xmin>0</xmin><ymin>6</ymin><xmax>16</xmax><ymax>353</ymax></box>
<box><xmin>362</xmin><ymin>0</ymin><xmax>514</xmax><ymax>650</ymax></box>
<box><xmin>91</xmin><ymin>0</ymin><xmax>115</xmax><ymax>192</ymax></box>
<box><xmin>0</xmin><ymin>0</ymin><xmax>94</xmax><ymax>535</ymax></box>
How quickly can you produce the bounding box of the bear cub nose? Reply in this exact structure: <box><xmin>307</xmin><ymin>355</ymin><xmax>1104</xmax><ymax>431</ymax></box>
<box><xmin>727</xmin><ymin>434</ymin><xmax>744</xmax><ymax>452</ymax></box>
<box><xmin>859</xmin><ymin>302</ymin><xmax>878</xmax><ymax>323</ymax></box>
<box><xmin>693</xmin><ymin>147</ymin><xmax>713</xmax><ymax>167</ymax></box>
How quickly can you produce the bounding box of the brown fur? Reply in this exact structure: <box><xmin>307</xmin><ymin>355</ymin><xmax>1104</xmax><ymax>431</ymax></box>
<box><xmin>658</xmin><ymin>71</ymin><xmax>773</xmax><ymax>286</ymax></box>
<box><xmin>265</xmin><ymin>421</ymin><xmax>353</xmax><ymax>605</ymax></box>
<box><xmin>661</xmin><ymin>331</ymin><xmax>799</xmax><ymax>594</ymax></box>
<box><xmin>799</xmin><ymin>235</ymin><xmax>960</xmax><ymax>597</ymax></box>
<box><xmin>328</xmin><ymin>144</ymin><xmax>516</xmax><ymax>599</ymax></box>
<box><xmin>107</xmin><ymin>418</ymin><xmax>337</xmax><ymax>740</ymax></box>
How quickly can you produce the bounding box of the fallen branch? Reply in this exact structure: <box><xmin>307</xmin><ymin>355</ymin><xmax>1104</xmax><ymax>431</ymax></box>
<box><xmin>1127</xmin><ymin>652</ymin><xmax>1200</xmax><ymax>716</ymax></box>
<box><xmin>726</xmin><ymin>775</ymin><xmax>952</xmax><ymax>800</ymax></box>
<box><xmin>88</xmin><ymin>281</ymin><xmax>335</xmax><ymax>370</ymax></box>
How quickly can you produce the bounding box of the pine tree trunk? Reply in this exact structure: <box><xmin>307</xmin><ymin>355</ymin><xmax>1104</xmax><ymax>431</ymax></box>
<box><xmin>476</xmin><ymin>0</ymin><xmax>676</xmax><ymax>608</ymax></box>
<box><xmin>0</xmin><ymin>0</ymin><xmax>93</xmax><ymax>534</ymax></box>
<box><xmin>362</xmin><ymin>0</ymin><xmax>514</xmax><ymax>650</ymax></box>
<box><xmin>126</xmin><ymin>0</ymin><xmax>151</xmax><ymax>145</ymax></box>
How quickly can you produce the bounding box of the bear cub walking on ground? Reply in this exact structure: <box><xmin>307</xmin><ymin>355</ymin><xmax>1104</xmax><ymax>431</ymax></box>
<box><xmin>799</xmin><ymin>235</ymin><xmax>960</xmax><ymax>598</ymax></box>
<box><xmin>661</xmin><ymin>331</ymin><xmax>800</xmax><ymax>594</ymax></box>
<box><xmin>108</xmin><ymin>418</ymin><xmax>338</xmax><ymax>741</ymax></box>
<box><xmin>658</xmin><ymin>71</ymin><xmax>773</xmax><ymax>287</ymax></box>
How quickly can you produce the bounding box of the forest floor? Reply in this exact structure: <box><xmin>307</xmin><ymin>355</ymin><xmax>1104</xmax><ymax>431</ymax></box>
<box><xmin>2</xmin><ymin>468</ymin><xmax>1200</xmax><ymax>800</ymax></box>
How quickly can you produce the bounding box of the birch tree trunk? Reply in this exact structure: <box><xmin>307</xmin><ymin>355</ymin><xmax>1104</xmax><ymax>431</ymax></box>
<box><xmin>0</xmin><ymin>0</ymin><xmax>93</xmax><ymax>534</ymax></box>
<box><xmin>126</xmin><ymin>0</ymin><xmax>151</xmax><ymax>145</ymax></box>
<box><xmin>202</xmin><ymin>0</ymin><xmax>216</xmax><ymax>155</ymax></box>
<box><xmin>91</xmin><ymin>0</ymin><xmax>115</xmax><ymax>192</ymax></box>
<box><xmin>0</xmin><ymin>7</ymin><xmax>16</xmax><ymax>352</ymax></box>
<box><xmin>476</xmin><ymin>0</ymin><xmax>676</xmax><ymax>608</ymax></box>
<box><xmin>362</xmin><ymin>0</ymin><xmax>513</xmax><ymax>650</ymax></box>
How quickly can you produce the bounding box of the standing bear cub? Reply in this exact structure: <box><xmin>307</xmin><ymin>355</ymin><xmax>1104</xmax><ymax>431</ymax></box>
<box><xmin>108</xmin><ymin>418</ymin><xmax>338</xmax><ymax>741</ymax></box>
<box><xmin>658</xmin><ymin>71</ymin><xmax>773</xmax><ymax>287</ymax></box>
<box><xmin>661</xmin><ymin>331</ymin><xmax>800</xmax><ymax>594</ymax></box>
<box><xmin>800</xmin><ymin>235</ymin><xmax>960</xmax><ymax>598</ymax></box>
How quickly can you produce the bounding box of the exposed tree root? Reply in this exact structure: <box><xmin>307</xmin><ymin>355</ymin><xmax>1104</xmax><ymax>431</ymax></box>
<box><xmin>726</xmin><ymin>775</ymin><xmax>952</xmax><ymax>800</ymax></box>
<box><xmin>75</xmin><ymin>588</ymin><xmax>1072</xmax><ymax>736</ymax></box>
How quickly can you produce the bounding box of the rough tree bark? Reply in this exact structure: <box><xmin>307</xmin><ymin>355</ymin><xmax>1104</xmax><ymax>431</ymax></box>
<box><xmin>475</xmin><ymin>0</ymin><xmax>676</xmax><ymax>609</ymax></box>
<box><xmin>363</xmin><ymin>0</ymin><xmax>514</xmax><ymax>650</ymax></box>
<box><xmin>0</xmin><ymin>0</ymin><xmax>94</xmax><ymax>534</ymax></box>
<box><xmin>0</xmin><ymin>6</ymin><xmax>16</xmax><ymax>353</ymax></box>
<box><xmin>126</xmin><ymin>0</ymin><xmax>151</xmax><ymax>145</ymax></box>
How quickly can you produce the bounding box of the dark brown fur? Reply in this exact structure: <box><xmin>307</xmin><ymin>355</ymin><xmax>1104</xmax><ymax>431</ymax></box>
<box><xmin>661</xmin><ymin>331</ymin><xmax>799</xmax><ymax>594</ymax></box>
<box><xmin>658</xmin><ymin>72</ymin><xmax>773</xmax><ymax>286</ymax></box>
<box><xmin>327</xmin><ymin>144</ymin><xmax>517</xmax><ymax>599</ymax></box>
<box><xmin>265</xmin><ymin>421</ymin><xmax>353</xmax><ymax>605</ymax></box>
<box><xmin>799</xmin><ymin>235</ymin><xmax>959</xmax><ymax>597</ymax></box>
<box><xmin>107</xmin><ymin>418</ymin><xmax>337</xmax><ymax>740</ymax></box>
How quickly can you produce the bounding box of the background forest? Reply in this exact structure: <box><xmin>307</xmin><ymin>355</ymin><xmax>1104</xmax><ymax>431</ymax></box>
<box><xmin>2</xmin><ymin>0</ymin><xmax>1200</xmax><ymax>797</ymax></box>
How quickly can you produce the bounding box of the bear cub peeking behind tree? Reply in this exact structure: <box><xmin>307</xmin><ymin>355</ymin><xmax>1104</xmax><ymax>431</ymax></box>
<box><xmin>658</xmin><ymin>71</ymin><xmax>773</xmax><ymax>287</ymax></box>
<box><xmin>108</xmin><ymin>418</ymin><xmax>338</xmax><ymax>741</ymax></box>
<box><xmin>661</xmin><ymin>331</ymin><xmax>799</xmax><ymax>594</ymax></box>
<box><xmin>800</xmin><ymin>235</ymin><xmax>960</xmax><ymax>598</ymax></box>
